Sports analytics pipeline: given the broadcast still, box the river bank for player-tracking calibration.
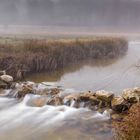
[0,37,128,80]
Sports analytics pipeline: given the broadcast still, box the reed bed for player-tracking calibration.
[0,37,128,79]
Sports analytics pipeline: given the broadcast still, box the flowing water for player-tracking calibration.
[0,41,140,140]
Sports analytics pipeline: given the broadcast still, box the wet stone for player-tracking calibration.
[16,85,34,98]
[28,96,47,107]
[122,87,140,103]
[47,96,63,106]
[111,96,130,112]
[50,88,60,95]
[0,75,13,84]
[96,90,114,103]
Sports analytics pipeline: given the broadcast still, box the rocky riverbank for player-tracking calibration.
[0,74,139,121]
[0,37,128,80]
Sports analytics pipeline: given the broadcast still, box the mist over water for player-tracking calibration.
[0,0,140,31]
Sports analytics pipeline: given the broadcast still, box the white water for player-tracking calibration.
[0,88,111,140]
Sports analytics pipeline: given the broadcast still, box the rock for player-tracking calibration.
[0,80,8,89]
[50,88,60,95]
[95,90,114,103]
[78,92,95,101]
[64,94,77,100]
[16,85,34,98]
[89,96,100,105]
[122,87,140,103]
[29,97,47,107]
[78,93,100,110]
[63,94,78,106]
[0,75,13,84]
[47,96,63,106]
[111,96,129,112]
[64,92,100,110]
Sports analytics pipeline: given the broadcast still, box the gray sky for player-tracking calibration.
[0,0,140,29]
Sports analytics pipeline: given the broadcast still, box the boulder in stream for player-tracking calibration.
[16,84,34,98]
[0,74,13,89]
[0,75,13,84]
[47,96,63,106]
[95,90,114,103]
[111,96,130,112]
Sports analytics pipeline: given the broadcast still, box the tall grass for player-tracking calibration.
[0,37,128,79]
[113,104,140,140]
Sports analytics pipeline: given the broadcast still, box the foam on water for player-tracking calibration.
[0,93,111,140]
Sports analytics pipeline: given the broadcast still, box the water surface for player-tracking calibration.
[28,41,140,94]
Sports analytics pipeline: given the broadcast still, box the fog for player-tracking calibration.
[0,0,140,31]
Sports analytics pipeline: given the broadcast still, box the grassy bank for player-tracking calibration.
[113,104,140,140]
[0,37,128,79]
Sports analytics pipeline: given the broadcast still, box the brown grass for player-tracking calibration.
[0,37,128,80]
[113,104,140,140]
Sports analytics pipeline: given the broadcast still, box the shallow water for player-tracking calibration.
[28,41,140,94]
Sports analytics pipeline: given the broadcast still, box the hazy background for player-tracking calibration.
[0,0,140,32]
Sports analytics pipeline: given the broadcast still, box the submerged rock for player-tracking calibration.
[28,96,47,107]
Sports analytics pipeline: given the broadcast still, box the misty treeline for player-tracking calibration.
[0,0,140,27]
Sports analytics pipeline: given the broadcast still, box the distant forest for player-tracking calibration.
[0,0,140,27]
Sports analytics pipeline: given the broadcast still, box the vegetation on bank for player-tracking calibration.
[0,37,128,79]
[113,104,140,140]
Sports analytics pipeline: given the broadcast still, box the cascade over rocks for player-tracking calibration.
[1,74,140,119]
